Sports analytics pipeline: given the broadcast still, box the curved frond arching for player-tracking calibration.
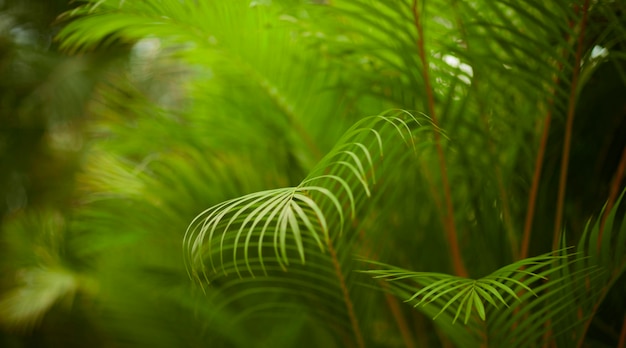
[363,252,569,325]
[362,250,602,347]
[183,110,437,283]
[361,187,626,347]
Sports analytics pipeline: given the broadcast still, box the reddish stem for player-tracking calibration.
[618,313,626,348]
[520,113,552,259]
[411,0,467,277]
[599,145,626,249]
[381,283,416,348]
[328,237,365,348]
[553,0,591,250]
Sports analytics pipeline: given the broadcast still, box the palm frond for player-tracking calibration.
[375,254,542,318]
[552,189,626,346]
[362,187,626,347]
[57,0,352,164]
[362,250,603,347]
[183,110,436,282]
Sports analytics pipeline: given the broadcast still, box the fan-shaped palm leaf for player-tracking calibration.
[183,110,436,283]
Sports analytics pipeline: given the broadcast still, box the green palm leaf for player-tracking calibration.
[184,110,436,283]
[362,250,603,347]
[363,252,567,324]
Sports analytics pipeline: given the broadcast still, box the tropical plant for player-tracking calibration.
[1,0,625,347]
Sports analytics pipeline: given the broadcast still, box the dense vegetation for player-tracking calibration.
[1,0,625,347]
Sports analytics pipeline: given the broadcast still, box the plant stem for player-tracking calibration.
[521,2,579,259]
[360,228,415,348]
[448,1,520,261]
[576,285,616,348]
[599,145,626,249]
[412,0,467,277]
[521,114,552,259]
[618,313,626,348]
[328,237,365,348]
[381,283,416,348]
[553,0,591,250]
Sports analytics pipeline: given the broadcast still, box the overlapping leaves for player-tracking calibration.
[183,111,436,283]
[364,252,572,324]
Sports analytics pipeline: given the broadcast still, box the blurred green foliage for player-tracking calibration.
[0,0,625,347]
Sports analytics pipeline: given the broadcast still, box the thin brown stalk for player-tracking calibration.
[520,4,579,259]
[381,282,416,348]
[434,327,455,348]
[541,318,554,348]
[553,0,591,250]
[359,227,416,348]
[449,1,517,260]
[618,313,626,348]
[413,312,430,347]
[599,145,626,249]
[520,114,552,259]
[574,260,626,346]
[327,237,365,348]
[411,0,467,277]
